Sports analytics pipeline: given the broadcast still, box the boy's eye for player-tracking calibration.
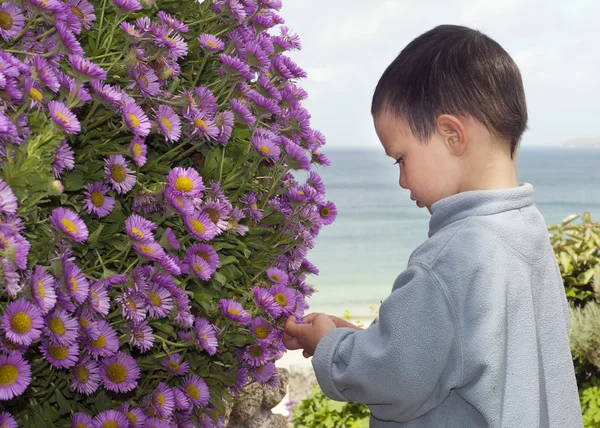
[393,157,404,165]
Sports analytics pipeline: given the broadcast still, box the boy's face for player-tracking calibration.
[374,112,461,214]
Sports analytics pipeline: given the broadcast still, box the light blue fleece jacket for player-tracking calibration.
[312,183,583,427]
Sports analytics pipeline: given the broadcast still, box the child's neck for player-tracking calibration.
[459,153,519,192]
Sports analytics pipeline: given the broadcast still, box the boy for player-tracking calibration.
[283,25,583,427]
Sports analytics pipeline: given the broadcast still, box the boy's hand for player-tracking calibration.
[283,313,336,357]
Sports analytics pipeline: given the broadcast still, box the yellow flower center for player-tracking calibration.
[255,326,268,339]
[136,74,149,88]
[91,191,105,207]
[148,291,162,306]
[76,366,90,383]
[10,312,32,334]
[102,422,118,428]
[196,252,210,263]
[160,116,172,131]
[91,289,99,302]
[275,293,287,306]
[79,315,89,327]
[70,5,84,18]
[194,118,208,130]
[320,207,331,217]
[206,40,217,48]
[110,164,126,183]
[29,87,43,102]
[139,244,154,256]
[168,361,180,371]
[193,264,204,274]
[205,208,219,224]
[70,276,78,293]
[48,344,68,360]
[127,113,139,127]
[130,227,144,239]
[0,11,13,31]
[107,362,127,383]
[49,317,66,335]
[186,384,200,400]
[132,142,142,157]
[36,280,46,299]
[270,274,280,282]
[75,423,87,428]
[55,111,70,125]
[252,203,258,210]
[60,218,78,234]
[189,219,205,234]
[156,393,165,408]
[0,364,18,387]
[124,412,137,426]
[227,307,240,316]
[250,346,263,357]
[2,337,18,350]
[92,334,106,349]
[259,145,271,155]
[174,176,193,192]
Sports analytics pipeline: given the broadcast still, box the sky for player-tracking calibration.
[278,0,600,149]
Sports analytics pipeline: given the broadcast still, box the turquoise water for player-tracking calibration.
[298,147,600,317]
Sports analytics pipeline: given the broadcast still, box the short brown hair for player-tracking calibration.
[371,25,528,158]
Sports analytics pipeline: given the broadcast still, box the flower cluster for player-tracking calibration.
[0,0,337,425]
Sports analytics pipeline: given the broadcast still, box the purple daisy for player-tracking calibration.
[155,104,182,142]
[184,211,218,241]
[252,286,279,316]
[185,109,219,140]
[50,207,88,242]
[48,100,81,134]
[230,98,256,126]
[89,281,110,316]
[162,353,189,375]
[163,227,180,249]
[215,110,234,145]
[105,154,136,194]
[194,317,218,355]
[112,0,142,11]
[71,355,100,395]
[243,41,270,71]
[1,298,43,346]
[186,243,219,269]
[219,53,254,80]
[150,382,175,419]
[188,255,213,281]
[173,387,191,411]
[181,375,210,408]
[145,283,173,319]
[283,139,311,170]
[154,30,188,59]
[246,90,281,119]
[250,361,277,384]
[120,21,143,39]
[83,181,115,218]
[125,320,154,352]
[318,200,337,225]
[311,147,331,166]
[198,33,224,53]
[68,55,106,81]
[0,179,17,215]
[157,11,188,32]
[33,55,60,92]
[40,338,79,368]
[252,135,280,160]
[163,186,194,215]
[219,298,251,324]
[116,290,146,323]
[30,265,57,315]
[56,21,84,56]
[265,267,289,286]
[202,199,230,234]
[45,308,78,346]
[68,0,96,30]
[63,258,90,304]
[92,410,130,428]
[122,102,151,137]
[0,354,31,400]
[129,67,160,97]
[242,343,271,367]
[167,167,204,198]
[269,284,296,316]
[119,403,147,428]
[86,320,119,358]
[124,213,157,242]
[71,412,93,428]
[90,80,122,104]
[129,136,147,167]
[307,171,325,194]
[133,241,166,262]
[250,317,274,343]
[0,3,25,42]
[100,351,140,393]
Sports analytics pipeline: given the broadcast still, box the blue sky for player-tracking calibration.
[279,0,600,149]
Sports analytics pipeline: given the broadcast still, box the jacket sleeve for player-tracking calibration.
[311,263,462,422]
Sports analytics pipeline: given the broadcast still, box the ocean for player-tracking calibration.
[297,146,600,318]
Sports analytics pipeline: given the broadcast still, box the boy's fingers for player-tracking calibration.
[303,350,312,358]
[284,316,305,336]
[302,313,320,323]
[282,333,302,350]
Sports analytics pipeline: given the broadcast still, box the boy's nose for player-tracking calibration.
[399,174,408,190]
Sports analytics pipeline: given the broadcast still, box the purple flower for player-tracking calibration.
[242,343,271,367]
[246,90,281,119]
[119,403,147,428]
[129,136,147,167]
[230,98,256,126]
[194,317,218,355]
[89,281,110,316]
[33,55,60,92]
[307,171,325,194]
[53,140,75,178]
[164,186,194,215]
[112,0,142,11]
[86,320,119,358]
[83,181,115,217]
[184,211,218,241]
[311,147,331,166]
[181,375,210,408]
[68,55,106,81]
[45,308,78,346]
[0,3,25,42]
[48,101,81,134]
[0,354,31,400]
[56,21,84,56]
[252,135,280,160]
[243,41,269,71]
[30,265,57,315]
[92,410,130,428]
[162,353,189,375]
[63,257,90,304]
[130,67,160,97]
[250,361,277,384]
[68,0,96,30]
[71,413,93,428]
[198,33,224,52]
[151,382,175,418]
[215,110,234,145]
[318,200,337,225]
[125,319,154,352]
[167,166,205,197]
[240,191,263,222]
[50,207,88,242]
[40,338,79,368]
[154,30,188,59]
[219,298,251,324]
[105,154,136,194]
[269,284,296,316]
[71,355,100,395]
[0,179,17,215]
[188,255,213,280]
[90,80,122,104]
[145,283,173,318]
[194,86,218,115]
[157,10,188,32]
[186,243,219,270]
[219,54,254,80]
[250,317,274,343]
[156,104,182,142]
[283,138,310,170]
[100,351,140,393]
[122,102,151,137]
[185,109,219,140]
[163,227,180,249]
[265,267,289,286]
[58,71,92,103]
[133,241,166,261]
[252,286,279,316]
[124,213,157,242]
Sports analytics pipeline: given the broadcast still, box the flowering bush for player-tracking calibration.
[0,0,337,425]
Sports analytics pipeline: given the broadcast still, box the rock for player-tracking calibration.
[229,381,264,423]
[263,368,289,409]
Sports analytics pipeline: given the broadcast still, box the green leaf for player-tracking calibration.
[55,389,71,415]
[88,223,105,245]
[194,292,213,304]
[577,268,597,285]
[220,255,238,266]
[213,271,226,285]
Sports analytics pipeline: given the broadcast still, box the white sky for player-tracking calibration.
[279,0,600,149]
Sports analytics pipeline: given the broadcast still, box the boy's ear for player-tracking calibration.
[436,114,468,156]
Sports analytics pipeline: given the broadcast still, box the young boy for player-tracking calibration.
[283,25,584,427]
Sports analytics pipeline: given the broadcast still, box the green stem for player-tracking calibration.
[217,144,226,182]
[192,54,209,87]
[145,138,192,170]
[9,13,37,45]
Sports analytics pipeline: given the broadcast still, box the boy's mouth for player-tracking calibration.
[411,196,425,208]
